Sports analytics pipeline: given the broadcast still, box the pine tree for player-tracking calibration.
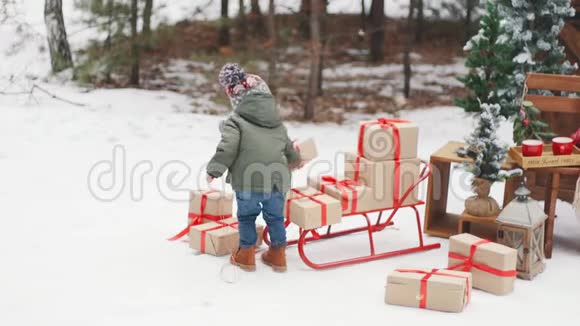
[497,0,576,100]
[462,103,512,182]
[513,100,557,144]
[456,1,516,118]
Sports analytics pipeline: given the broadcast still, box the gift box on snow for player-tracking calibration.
[448,233,517,295]
[189,217,264,256]
[294,138,318,163]
[344,152,421,207]
[357,119,418,161]
[189,190,233,225]
[385,268,472,313]
[308,175,384,214]
[286,187,342,230]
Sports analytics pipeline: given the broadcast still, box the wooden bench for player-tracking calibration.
[505,73,580,258]
[457,211,499,241]
[521,73,580,204]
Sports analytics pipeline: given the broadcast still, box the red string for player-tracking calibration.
[447,239,518,277]
[395,269,471,309]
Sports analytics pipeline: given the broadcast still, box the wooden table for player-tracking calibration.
[423,141,516,239]
[504,167,580,258]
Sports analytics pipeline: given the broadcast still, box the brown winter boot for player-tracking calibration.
[230,247,256,272]
[261,246,287,272]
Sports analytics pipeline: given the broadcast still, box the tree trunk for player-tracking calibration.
[249,0,264,36]
[317,7,326,96]
[304,0,322,121]
[104,0,114,83]
[142,0,153,48]
[465,0,475,43]
[267,0,277,94]
[238,0,247,43]
[404,0,415,98]
[415,0,424,42]
[299,0,310,39]
[129,0,139,85]
[369,0,385,62]
[360,0,367,36]
[44,0,73,73]
[219,0,230,47]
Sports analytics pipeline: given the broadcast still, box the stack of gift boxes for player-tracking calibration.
[385,233,518,313]
[169,138,318,256]
[286,119,422,231]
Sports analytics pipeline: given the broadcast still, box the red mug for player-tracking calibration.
[522,139,543,157]
[552,137,574,155]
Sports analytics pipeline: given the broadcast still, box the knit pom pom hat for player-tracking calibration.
[218,63,247,89]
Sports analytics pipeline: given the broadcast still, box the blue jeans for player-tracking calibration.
[236,191,287,249]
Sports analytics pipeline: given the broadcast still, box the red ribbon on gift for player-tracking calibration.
[168,190,232,241]
[198,219,239,254]
[447,239,518,278]
[319,176,360,213]
[395,269,471,309]
[286,188,328,226]
[356,118,408,206]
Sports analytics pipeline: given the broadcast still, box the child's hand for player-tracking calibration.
[206,175,215,184]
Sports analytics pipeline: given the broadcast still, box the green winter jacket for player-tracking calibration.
[207,93,301,193]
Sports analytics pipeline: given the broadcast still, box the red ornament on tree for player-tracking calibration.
[523,119,529,127]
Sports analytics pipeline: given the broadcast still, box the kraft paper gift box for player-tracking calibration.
[286,187,342,230]
[189,190,233,224]
[307,176,384,214]
[344,152,421,207]
[358,119,418,161]
[189,217,264,256]
[448,233,517,296]
[294,138,318,163]
[385,269,472,313]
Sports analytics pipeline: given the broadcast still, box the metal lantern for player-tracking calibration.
[497,182,548,280]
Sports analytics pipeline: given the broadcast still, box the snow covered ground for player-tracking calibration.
[1,1,579,325]
[1,84,580,326]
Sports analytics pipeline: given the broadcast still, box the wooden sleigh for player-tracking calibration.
[262,159,441,270]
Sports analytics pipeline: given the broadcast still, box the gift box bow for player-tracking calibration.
[168,190,232,241]
[447,239,518,278]
[395,268,471,309]
[319,176,361,212]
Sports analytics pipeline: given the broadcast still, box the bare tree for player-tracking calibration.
[219,0,230,46]
[238,0,247,42]
[44,0,73,73]
[249,0,264,35]
[129,0,139,85]
[464,0,476,43]
[404,0,416,98]
[267,0,277,94]
[369,0,385,62]
[304,0,322,120]
[415,0,424,42]
[142,0,153,48]
[360,0,367,36]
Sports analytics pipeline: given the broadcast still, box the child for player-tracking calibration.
[206,63,302,272]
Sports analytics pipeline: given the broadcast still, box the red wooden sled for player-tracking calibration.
[262,159,440,269]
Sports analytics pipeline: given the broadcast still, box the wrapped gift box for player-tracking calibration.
[189,217,264,256]
[386,268,472,313]
[307,176,384,214]
[294,138,318,163]
[358,119,418,161]
[448,233,517,295]
[286,187,342,230]
[189,190,233,224]
[344,152,421,207]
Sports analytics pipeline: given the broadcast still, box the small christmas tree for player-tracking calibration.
[513,100,557,145]
[463,103,509,182]
[456,1,517,118]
